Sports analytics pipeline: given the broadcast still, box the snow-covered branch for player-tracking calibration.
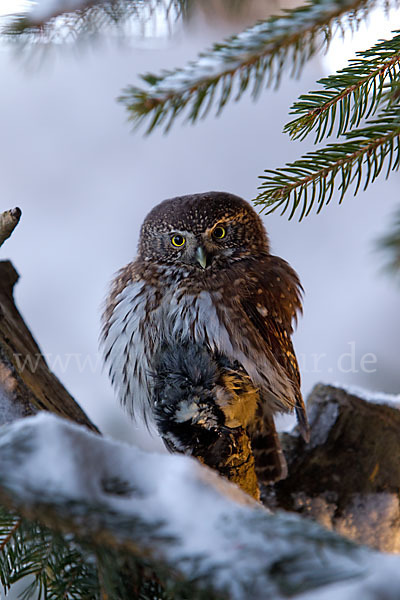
[3,0,184,43]
[0,412,381,600]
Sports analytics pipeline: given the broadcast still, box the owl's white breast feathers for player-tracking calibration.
[167,291,234,354]
[102,281,150,419]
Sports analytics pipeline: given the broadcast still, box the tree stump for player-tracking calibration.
[268,384,400,552]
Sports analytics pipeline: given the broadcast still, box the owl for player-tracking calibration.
[102,192,309,495]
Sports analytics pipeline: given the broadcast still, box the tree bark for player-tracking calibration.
[0,208,21,248]
[0,260,99,432]
[268,384,400,552]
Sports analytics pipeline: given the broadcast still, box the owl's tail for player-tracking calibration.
[250,415,288,484]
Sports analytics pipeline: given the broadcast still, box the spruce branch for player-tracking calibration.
[256,106,400,219]
[0,506,100,599]
[3,0,186,44]
[285,30,400,142]
[119,0,385,133]
[0,514,20,552]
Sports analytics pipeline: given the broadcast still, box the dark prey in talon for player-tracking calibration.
[102,191,309,500]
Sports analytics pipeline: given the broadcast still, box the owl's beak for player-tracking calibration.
[195,246,208,269]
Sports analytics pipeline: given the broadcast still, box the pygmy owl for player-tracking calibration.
[102,192,309,495]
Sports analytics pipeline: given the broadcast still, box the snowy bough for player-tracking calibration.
[0,413,367,599]
[1,409,400,599]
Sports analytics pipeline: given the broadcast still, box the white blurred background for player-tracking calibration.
[0,0,399,450]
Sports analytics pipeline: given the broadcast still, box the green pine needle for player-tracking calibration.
[0,504,217,600]
[0,506,99,599]
[3,0,186,44]
[285,30,400,143]
[256,106,400,220]
[119,0,383,133]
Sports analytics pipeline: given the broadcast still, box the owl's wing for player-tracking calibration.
[240,256,310,443]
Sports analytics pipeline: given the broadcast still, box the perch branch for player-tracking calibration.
[0,208,21,248]
[0,260,99,431]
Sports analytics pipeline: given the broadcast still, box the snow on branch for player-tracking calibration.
[0,412,400,599]
[0,413,368,599]
[119,0,384,133]
[3,0,185,43]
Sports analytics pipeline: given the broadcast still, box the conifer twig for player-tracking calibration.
[119,0,382,133]
[256,106,400,219]
[285,31,400,142]
[3,0,185,44]
[0,517,21,552]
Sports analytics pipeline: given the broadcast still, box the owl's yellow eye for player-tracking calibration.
[171,234,186,247]
[213,226,226,240]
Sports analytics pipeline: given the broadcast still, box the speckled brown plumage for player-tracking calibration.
[101,191,309,496]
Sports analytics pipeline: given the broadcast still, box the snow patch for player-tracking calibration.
[307,398,339,449]
[0,413,372,599]
[334,383,400,409]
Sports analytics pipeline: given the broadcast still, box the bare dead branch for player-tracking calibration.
[0,208,21,248]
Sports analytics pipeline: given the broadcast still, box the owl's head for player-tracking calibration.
[138,192,269,269]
